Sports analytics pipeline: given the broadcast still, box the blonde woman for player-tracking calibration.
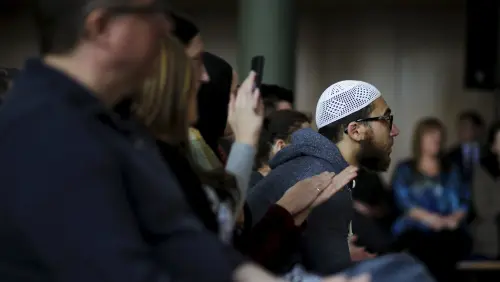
[134,34,263,242]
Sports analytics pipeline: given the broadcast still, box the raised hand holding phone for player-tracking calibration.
[250,56,265,91]
[227,71,264,147]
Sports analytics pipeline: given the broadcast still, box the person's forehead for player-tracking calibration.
[186,35,203,58]
[276,101,292,110]
[370,97,389,116]
[425,128,442,135]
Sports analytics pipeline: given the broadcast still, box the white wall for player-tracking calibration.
[1,6,498,181]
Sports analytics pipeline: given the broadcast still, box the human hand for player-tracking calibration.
[423,214,447,231]
[227,71,263,147]
[323,274,371,282]
[310,166,358,209]
[276,172,335,219]
[442,216,459,230]
[348,235,377,261]
[280,167,357,226]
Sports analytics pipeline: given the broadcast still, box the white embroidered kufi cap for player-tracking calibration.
[315,80,381,129]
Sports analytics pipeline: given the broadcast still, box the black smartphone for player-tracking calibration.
[250,56,265,90]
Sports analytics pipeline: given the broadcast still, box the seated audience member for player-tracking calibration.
[171,12,209,82]
[195,52,234,158]
[0,1,258,281]
[471,121,500,260]
[260,84,294,116]
[186,53,237,170]
[171,14,231,161]
[447,111,485,184]
[392,117,471,281]
[351,169,394,254]
[195,52,237,164]
[447,111,485,222]
[251,110,311,188]
[134,36,257,241]
[247,80,399,275]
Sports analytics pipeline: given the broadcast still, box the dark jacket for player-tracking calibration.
[246,128,354,275]
[447,145,476,184]
[234,204,305,273]
[0,59,244,282]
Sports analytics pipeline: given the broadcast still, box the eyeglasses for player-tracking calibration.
[344,115,394,134]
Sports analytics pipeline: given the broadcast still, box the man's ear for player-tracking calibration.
[345,122,364,142]
[83,9,111,46]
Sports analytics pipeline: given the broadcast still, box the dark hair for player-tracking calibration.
[255,110,310,169]
[318,104,373,143]
[260,84,294,102]
[195,52,233,155]
[260,84,294,117]
[412,117,446,160]
[170,13,200,45]
[459,110,484,127]
[410,117,452,173]
[263,95,279,117]
[34,0,91,54]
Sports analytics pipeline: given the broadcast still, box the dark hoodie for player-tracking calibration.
[195,52,232,158]
[246,128,354,275]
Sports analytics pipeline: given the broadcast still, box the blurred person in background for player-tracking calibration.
[392,117,471,282]
[170,14,234,164]
[260,84,294,116]
[195,52,236,163]
[170,12,209,82]
[470,121,500,260]
[447,110,485,222]
[170,14,233,163]
[0,0,219,281]
[247,80,399,275]
[251,109,311,188]
[448,111,485,182]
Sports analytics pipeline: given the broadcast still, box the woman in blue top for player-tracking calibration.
[391,117,471,282]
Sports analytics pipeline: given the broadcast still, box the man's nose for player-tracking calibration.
[391,124,400,137]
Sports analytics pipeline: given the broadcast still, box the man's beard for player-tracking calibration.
[356,138,391,172]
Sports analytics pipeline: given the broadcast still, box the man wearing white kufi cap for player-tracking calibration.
[247,80,399,275]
